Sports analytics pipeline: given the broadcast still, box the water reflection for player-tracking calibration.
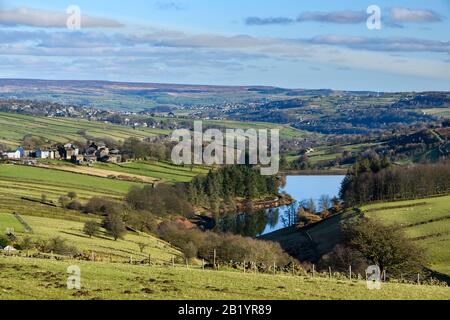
[218,208,280,238]
[218,175,345,237]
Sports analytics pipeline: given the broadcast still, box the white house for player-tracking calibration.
[36,149,54,159]
[6,150,21,159]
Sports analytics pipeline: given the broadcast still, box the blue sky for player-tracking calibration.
[0,0,449,91]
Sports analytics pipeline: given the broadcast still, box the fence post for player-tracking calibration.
[312,264,315,278]
[292,263,295,276]
[243,260,246,274]
[349,265,352,279]
[273,262,276,276]
[213,249,216,270]
[329,266,332,278]
[417,273,420,285]
[130,255,133,264]
[172,256,175,268]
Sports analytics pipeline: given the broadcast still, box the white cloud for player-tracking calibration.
[389,7,442,23]
[0,7,124,28]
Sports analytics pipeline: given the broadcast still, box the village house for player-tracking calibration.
[59,143,79,160]
[83,142,122,164]
[71,154,85,165]
[35,149,55,159]
[5,150,21,159]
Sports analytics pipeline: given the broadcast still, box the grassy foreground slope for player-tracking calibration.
[0,112,169,148]
[1,256,449,300]
[362,195,450,276]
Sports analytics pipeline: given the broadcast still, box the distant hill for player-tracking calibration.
[0,78,380,111]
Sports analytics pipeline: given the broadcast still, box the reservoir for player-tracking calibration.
[219,175,345,237]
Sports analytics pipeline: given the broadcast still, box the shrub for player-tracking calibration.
[126,184,193,217]
[180,241,198,260]
[83,220,100,238]
[58,195,70,208]
[67,191,77,200]
[137,242,147,253]
[66,200,83,211]
[17,236,35,250]
[103,212,126,240]
[38,237,78,256]
[84,197,122,215]
[318,244,368,275]
[343,218,426,278]
[0,235,10,248]
[157,221,291,267]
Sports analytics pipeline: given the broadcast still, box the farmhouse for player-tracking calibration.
[59,143,79,160]
[82,142,122,164]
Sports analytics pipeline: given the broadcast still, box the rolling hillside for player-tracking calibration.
[0,112,169,148]
[262,195,450,277]
[362,195,450,277]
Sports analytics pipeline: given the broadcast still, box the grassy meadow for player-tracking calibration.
[1,255,449,300]
[0,211,179,262]
[0,164,145,201]
[362,195,450,276]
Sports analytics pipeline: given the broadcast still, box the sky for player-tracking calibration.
[0,0,449,91]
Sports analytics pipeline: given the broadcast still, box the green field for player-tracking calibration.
[362,195,450,276]
[1,255,448,300]
[0,198,181,262]
[0,164,145,201]
[0,213,24,233]
[0,112,169,148]
[95,161,209,183]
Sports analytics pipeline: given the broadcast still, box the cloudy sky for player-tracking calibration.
[0,0,449,91]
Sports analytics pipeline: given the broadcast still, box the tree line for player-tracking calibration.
[340,157,450,206]
[186,165,281,213]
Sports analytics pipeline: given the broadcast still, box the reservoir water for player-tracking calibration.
[219,175,345,237]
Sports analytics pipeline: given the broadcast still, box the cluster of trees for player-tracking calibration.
[121,137,172,161]
[1,232,78,256]
[187,165,281,213]
[340,159,450,206]
[157,220,291,265]
[126,184,193,217]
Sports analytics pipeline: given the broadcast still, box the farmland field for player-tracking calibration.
[362,195,450,276]
[0,213,24,233]
[95,161,209,183]
[0,112,169,148]
[0,255,448,300]
[0,164,144,201]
